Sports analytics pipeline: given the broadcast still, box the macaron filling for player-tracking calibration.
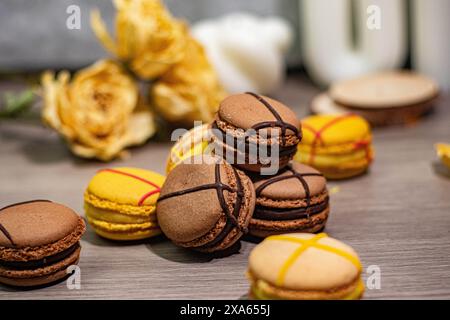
[250,276,364,300]
[254,197,329,221]
[211,121,298,161]
[0,243,80,270]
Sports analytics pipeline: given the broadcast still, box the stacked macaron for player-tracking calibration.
[295,114,374,179]
[161,92,365,298]
[0,200,85,287]
[159,92,330,253]
[211,93,302,172]
[157,155,255,254]
[248,162,329,237]
[84,167,165,241]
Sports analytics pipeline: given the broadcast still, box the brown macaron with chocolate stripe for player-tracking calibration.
[212,93,301,173]
[156,155,255,254]
[248,162,329,238]
[0,200,86,287]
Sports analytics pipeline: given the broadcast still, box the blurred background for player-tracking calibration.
[0,0,449,162]
[0,0,448,90]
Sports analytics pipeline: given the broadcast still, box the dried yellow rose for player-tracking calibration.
[91,0,187,80]
[151,37,227,124]
[41,59,155,161]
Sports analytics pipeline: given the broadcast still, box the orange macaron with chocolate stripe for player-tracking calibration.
[84,167,165,241]
[295,114,374,179]
[247,233,364,300]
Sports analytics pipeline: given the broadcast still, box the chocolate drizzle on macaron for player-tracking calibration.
[248,162,330,237]
[212,93,301,172]
[0,201,86,287]
[157,156,255,253]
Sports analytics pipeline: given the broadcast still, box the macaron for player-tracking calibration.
[84,167,165,241]
[211,92,302,173]
[435,143,450,169]
[0,200,86,287]
[295,114,374,179]
[248,162,329,237]
[247,233,364,300]
[312,71,439,126]
[157,155,255,253]
[166,123,212,174]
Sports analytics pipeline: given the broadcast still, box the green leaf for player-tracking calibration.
[0,90,35,118]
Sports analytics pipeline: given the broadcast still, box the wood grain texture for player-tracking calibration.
[1,75,450,299]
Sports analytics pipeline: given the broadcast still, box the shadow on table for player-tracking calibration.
[145,238,213,264]
[0,122,70,164]
[432,161,450,179]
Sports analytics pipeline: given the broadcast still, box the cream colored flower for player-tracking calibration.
[41,60,155,161]
[91,0,187,79]
[151,37,227,124]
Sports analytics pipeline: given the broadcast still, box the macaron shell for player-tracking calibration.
[88,224,161,241]
[249,206,329,237]
[218,93,299,134]
[0,201,80,248]
[330,71,439,108]
[301,114,370,146]
[249,275,364,300]
[166,124,212,174]
[84,203,156,225]
[249,233,361,291]
[86,167,165,207]
[157,161,230,243]
[296,146,373,168]
[0,248,80,287]
[0,217,86,262]
[253,163,326,200]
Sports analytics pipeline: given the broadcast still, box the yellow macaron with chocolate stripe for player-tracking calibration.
[166,124,212,174]
[436,143,450,169]
[247,233,364,300]
[295,114,374,179]
[84,167,165,241]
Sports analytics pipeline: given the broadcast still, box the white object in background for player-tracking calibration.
[412,0,450,92]
[300,0,407,86]
[192,13,293,94]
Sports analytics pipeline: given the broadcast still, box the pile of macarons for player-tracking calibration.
[0,93,371,299]
[157,93,369,299]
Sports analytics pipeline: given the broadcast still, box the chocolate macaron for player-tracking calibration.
[212,93,301,173]
[157,155,255,253]
[248,162,329,237]
[0,200,86,287]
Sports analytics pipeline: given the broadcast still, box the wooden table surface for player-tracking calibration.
[1,75,450,300]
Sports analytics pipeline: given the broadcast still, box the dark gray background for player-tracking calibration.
[0,0,300,71]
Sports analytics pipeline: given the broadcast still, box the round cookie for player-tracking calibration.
[211,93,301,173]
[295,114,374,179]
[157,155,255,253]
[0,200,86,287]
[324,71,439,126]
[247,233,364,300]
[166,124,213,174]
[84,167,165,241]
[248,162,329,237]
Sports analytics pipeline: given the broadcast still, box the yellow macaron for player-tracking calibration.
[295,114,374,179]
[84,167,165,241]
[247,233,364,300]
[436,143,450,169]
[166,124,212,174]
